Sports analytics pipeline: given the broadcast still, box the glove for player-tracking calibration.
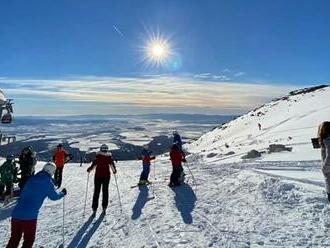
[87,167,92,173]
[113,168,117,174]
[182,158,187,163]
[61,188,67,196]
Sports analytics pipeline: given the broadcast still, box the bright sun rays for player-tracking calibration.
[140,29,174,69]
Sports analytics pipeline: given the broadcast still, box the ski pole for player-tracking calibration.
[185,161,197,189]
[62,197,65,247]
[113,174,123,213]
[83,173,90,217]
[153,159,156,181]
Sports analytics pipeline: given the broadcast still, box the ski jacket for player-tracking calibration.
[170,148,184,167]
[89,152,116,177]
[18,153,37,177]
[12,170,64,220]
[321,137,330,175]
[53,148,69,168]
[139,149,155,166]
[0,161,17,185]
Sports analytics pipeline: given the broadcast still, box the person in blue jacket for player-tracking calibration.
[6,162,67,248]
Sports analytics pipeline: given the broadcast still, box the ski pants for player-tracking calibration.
[92,176,110,211]
[6,218,37,248]
[0,182,12,196]
[139,163,150,181]
[54,167,64,188]
[170,165,182,185]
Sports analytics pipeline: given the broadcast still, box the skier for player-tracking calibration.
[258,123,262,130]
[87,144,117,215]
[52,144,70,188]
[17,146,37,190]
[169,144,185,187]
[318,121,330,202]
[138,145,155,185]
[6,162,66,248]
[173,130,183,151]
[0,155,17,204]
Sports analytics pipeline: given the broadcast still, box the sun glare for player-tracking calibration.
[140,30,173,69]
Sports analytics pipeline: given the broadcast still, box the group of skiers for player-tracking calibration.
[2,130,187,247]
[0,146,37,204]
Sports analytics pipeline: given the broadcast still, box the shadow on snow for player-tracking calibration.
[131,185,154,220]
[67,213,105,248]
[171,183,197,224]
[0,202,16,221]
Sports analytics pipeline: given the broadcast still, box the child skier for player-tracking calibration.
[169,144,185,187]
[6,162,66,248]
[138,145,155,185]
[87,144,117,215]
[53,144,70,188]
[0,155,17,204]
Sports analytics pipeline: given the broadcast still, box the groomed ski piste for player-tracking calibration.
[1,85,330,247]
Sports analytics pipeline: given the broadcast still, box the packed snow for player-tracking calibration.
[187,86,330,163]
[1,86,330,247]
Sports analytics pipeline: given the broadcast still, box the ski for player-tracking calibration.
[130,182,153,188]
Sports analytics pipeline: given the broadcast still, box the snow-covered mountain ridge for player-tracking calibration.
[187,85,330,163]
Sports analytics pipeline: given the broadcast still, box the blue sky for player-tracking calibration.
[0,0,329,115]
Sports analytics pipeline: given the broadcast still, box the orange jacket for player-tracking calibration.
[53,148,68,168]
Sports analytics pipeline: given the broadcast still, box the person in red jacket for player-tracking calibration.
[169,144,185,187]
[87,144,117,215]
[53,144,69,188]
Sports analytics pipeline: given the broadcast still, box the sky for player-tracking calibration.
[0,0,329,116]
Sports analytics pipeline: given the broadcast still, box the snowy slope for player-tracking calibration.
[187,85,330,163]
[1,157,330,247]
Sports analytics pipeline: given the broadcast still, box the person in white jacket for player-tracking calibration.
[318,121,330,202]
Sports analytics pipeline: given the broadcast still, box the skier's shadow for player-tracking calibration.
[67,213,105,248]
[0,203,16,221]
[131,185,154,220]
[171,183,197,224]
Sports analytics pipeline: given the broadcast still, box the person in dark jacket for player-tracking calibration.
[18,146,37,190]
[87,144,117,215]
[169,144,185,187]
[0,155,17,204]
[6,162,66,248]
[138,145,155,185]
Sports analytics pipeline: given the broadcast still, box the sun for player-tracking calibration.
[145,38,171,67]
[140,29,173,69]
[150,42,167,58]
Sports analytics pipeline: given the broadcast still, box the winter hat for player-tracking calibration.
[43,162,56,176]
[142,144,149,150]
[100,144,109,152]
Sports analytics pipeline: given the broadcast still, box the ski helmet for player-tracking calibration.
[100,144,109,152]
[57,144,62,148]
[43,162,56,176]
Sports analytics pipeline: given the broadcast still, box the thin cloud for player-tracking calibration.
[234,72,246,77]
[1,76,298,115]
